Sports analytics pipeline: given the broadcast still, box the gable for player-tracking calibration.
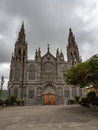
[42,52,56,64]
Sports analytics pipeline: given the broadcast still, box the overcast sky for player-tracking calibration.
[0,0,98,89]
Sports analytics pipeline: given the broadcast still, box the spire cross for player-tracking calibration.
[22,21,24,26]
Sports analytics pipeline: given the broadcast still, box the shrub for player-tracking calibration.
[87,91,97,105]
[9,95,17,105]
[88,96,98,106]
[94,97,98,106]
[4,98,11,106]
[68,98,75,104]
[0,99,4,105]
[81,96,98,107]
[15,98,21,105]
[87,91,96,99]
[74,96,80,104]
[80,97,90,107]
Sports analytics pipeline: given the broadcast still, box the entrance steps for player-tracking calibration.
[24,99,35,106]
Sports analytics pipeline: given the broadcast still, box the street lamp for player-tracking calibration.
[0,76,4,99]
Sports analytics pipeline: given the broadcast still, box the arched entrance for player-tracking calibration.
[42,83,57,105]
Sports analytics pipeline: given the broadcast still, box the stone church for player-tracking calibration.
[8,23,85,105]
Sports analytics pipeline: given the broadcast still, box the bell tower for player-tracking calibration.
[9,22,28,83]
[13,22,28,62]
[67,28,81,66]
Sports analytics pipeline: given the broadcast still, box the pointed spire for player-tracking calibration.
[11,53,14,63]
[35,49,38,57]
[69,28,72,33]
[39,47,41,55]
[47,44,50,52]
[17,22,26,43]
[35,49,38,60]
[57,48,59,53]
[38,47,41,57]
[67,28,81,66]
[60,51,64,61]
[68,28,75,44]
[60,51,64,57]
[56,48,59,55]
[56,48,59,59]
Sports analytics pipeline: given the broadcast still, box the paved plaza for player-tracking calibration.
[0,105,98,130]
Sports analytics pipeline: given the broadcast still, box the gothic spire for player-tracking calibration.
[17,22,26,43]
[47,44,50,52]
[56,48,59,59]
[68,28,76,45]
[60,51,64,61]
[67,28,81,66]
[38,47,41,56]
[56,48,59,55]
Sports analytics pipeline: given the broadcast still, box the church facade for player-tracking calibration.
[8,23,85,105]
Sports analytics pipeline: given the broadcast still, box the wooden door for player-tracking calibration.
[50,94,55,105]
[44,94,48,105]
[44,94,55,105]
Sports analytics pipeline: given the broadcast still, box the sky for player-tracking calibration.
[0,0,98,89]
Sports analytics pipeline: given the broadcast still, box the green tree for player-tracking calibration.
[85,55,98,89]
[65,55,98,89]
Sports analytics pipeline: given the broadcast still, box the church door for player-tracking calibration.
[50,94,55,105]
[44,94,55,105]
[44,94,49,105]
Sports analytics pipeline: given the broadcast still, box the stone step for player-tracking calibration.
[24,99,35,106]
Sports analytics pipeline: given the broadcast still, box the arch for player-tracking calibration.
[58,87,62,96]
[42,83,57,105]
[14,65,20,81]
[28,64,36,80]
[29,87,34,99]
[79,88,83,97]
[42,83,57,95]
[14,87,18,97]
[23,87,26,98]
[37,87,41,96]
[64,88,69,98]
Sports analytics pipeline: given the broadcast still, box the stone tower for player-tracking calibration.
[9,22,28,98]
[14,22,28,62]
[67,28,81,66]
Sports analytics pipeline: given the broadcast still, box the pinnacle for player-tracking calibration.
[17,22,26,43]
[68,28,76,45]
[69,28,72,32]
[21,21,25,32]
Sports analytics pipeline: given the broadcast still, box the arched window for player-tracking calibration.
[14,65,20,81]
[72,87,76,97]
[65,89,69,98]
[79,88,83,97]
[18,50,21,57]
[58,87,62,96]
[37,87,41,95]
[23,87,26,98]
[14,87,18,97]
[29,87,34,99]
[28,65,35,80]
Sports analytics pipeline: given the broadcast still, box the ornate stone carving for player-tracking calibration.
[44,62,54,73]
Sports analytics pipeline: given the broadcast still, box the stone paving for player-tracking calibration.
[0,105,98,130]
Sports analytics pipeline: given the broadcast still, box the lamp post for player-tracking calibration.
[0,76,4,99]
